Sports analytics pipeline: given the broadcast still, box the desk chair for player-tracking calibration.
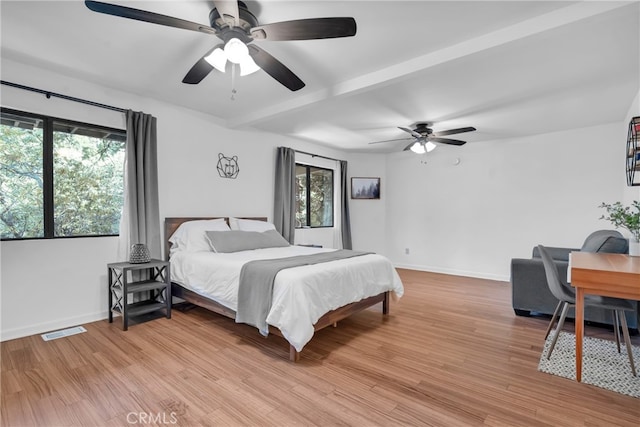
[538,245,636,376]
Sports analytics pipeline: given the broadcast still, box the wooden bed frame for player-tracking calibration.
[164,216,390,362]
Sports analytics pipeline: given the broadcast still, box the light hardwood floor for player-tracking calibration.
[2,269,639,426]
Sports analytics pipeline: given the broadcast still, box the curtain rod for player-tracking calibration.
[1,80,127,113]
[294,149,344,163]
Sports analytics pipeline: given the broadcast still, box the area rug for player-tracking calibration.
[538,331,640,398]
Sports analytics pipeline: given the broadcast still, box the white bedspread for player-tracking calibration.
[170,246,404,352]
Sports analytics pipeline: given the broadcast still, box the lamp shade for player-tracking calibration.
[224,38,249,64]
[239,55,260,76]
[205,47,227,73]
[425,141,437,152]
[410,142,426,154]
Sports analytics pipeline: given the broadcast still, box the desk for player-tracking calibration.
[570,252,640,382]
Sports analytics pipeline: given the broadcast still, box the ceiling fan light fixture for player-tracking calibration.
[370,123,474,152]
[204,47,227,73]
[224,38,249,64]
[410,142,426,154]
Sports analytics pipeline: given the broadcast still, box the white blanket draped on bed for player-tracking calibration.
[170,246,404,352]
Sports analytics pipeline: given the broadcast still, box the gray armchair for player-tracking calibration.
[511,230,638,330]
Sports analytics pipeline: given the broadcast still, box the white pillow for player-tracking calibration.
[169,219,230,253]
[229,217,276,232]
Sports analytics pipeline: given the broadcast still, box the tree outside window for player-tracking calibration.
[295,164,333,228]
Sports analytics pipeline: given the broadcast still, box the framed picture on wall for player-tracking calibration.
[351,177,380,199]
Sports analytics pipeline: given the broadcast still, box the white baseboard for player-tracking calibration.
[1,311,109,342]
[393,262,510,283]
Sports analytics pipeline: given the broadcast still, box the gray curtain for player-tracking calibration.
[274,147,296,243]
[340,160,352,249]
[118,110,161,261]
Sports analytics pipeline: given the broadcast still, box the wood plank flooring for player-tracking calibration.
[2,269,639,426]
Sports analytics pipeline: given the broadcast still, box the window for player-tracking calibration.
[295,163,334,228]
[0,108,126,240]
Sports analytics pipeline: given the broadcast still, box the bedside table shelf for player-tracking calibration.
[112,300,167,317]
[125,280,170,293]
[108,259,171,331]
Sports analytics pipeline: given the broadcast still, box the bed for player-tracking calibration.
[165,216,404,361]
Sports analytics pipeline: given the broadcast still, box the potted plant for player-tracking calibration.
[599,200,640,255]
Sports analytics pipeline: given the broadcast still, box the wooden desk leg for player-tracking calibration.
[576,288,584,382]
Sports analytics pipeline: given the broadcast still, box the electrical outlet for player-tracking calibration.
[405,248,410,255]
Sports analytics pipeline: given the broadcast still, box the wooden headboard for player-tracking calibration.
[164,217,268,260]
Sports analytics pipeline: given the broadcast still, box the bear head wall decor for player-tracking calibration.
[217,153,239,179]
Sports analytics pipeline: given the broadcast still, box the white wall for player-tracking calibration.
[385,123,627,281]
[346,154,387,254]
[0,237,118,340]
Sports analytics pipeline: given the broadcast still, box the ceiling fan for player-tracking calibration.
[369,123,476,154]
[84,1,357,91]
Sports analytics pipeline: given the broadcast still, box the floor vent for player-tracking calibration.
[41,326,87,341]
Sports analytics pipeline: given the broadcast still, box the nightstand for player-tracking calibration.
[107,259,171,331]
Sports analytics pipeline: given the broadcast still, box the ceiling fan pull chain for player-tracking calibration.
[231,63,237,100]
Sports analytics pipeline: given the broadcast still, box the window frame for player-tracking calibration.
[295,163,334,229]
[0,107,126,241]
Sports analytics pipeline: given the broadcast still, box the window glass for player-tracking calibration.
[53,122,125,237]
[0,112,44,238]
[0,109,125,240]
[309,167,333,227]
[295,164,333,228]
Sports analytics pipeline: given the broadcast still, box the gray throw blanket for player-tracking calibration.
[236,249,372,335]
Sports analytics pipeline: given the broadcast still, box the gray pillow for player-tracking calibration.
[205,230,290,253]
[596,236,629,254]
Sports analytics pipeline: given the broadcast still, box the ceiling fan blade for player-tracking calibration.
[432,126,476,137]
[212,0,240,26]
[250,17,356,41]
[182,46,221,84]
[368,137,413,145]
[84,1,217,35]
[429,137,467,146]
[248,45,305,91]
[398,126,423,139]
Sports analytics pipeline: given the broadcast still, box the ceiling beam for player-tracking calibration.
[228,1,633,129]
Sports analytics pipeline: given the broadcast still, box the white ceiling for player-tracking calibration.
[1,1,639,153]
